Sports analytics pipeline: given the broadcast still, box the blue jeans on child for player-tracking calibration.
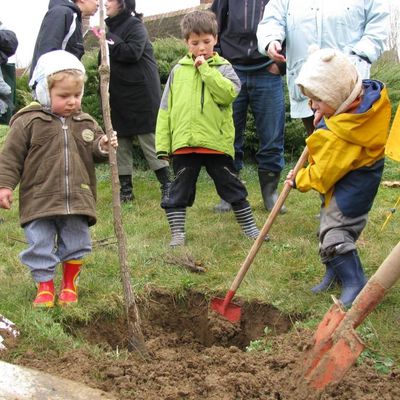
[232,68,285,173]
[20,215,92,282]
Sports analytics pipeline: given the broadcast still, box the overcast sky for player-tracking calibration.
[2,0,199,67]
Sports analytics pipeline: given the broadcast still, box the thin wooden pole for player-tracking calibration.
[97,0,148,357]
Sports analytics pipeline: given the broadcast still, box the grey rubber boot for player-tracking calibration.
[119,175,134,202]
[330,250,368,307]
[232,205,269,241]
[258,170,287,213]
[165,208,186,247]
[213,198,232,213]
[154,167,172,203]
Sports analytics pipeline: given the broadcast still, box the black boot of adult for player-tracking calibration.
[119,175,134,202]
[330,250,368,307]
[155,167,172,203]
[258,170,287,213]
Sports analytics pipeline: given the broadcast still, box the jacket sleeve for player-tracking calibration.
[295,133,361,194]
[91,120,109,163]
[198,62,240,106]
[106,19,147,63]
[33,9,75,59]
[210,0,228,55]
[0,28,18,63]
[155,71,174,158]
[0,118,31,190]
[350,0,390,63]
[256,0,287,56]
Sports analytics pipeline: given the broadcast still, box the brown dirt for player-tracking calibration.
[5,289,400,399]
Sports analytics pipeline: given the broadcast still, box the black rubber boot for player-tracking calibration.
[258,170,287,213]
[155,167,172,203]
[119,175,134,203]
[165,208,186,247]
[311,264,337,293]
[330,250,368,307]
[213,198,232,213]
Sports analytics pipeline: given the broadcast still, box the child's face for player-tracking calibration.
[50,76,83,117]
[308,97,336,118]
[186,32,217,60]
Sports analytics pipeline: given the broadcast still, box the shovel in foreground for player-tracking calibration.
[304,241,400,391]
[210,147,310,323]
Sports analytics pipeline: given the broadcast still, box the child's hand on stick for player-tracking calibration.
[100,131,118,152]
[285,169,295,187]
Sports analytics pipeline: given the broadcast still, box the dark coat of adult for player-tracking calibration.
[105,10,161,137]
[0,24,18,64]
[211,0,285,73]
[30,0,84,79]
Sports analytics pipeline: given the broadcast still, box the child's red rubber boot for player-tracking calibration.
[33,280,55,308]
[58,260,82,306]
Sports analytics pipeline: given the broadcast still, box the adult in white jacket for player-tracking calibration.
[256,0,390,133]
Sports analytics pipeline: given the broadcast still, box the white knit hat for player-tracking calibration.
[29,50,85,109]
[296,47,363,115]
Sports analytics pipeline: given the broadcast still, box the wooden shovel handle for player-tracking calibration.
[343,241,400,330]
[229,146,310,292]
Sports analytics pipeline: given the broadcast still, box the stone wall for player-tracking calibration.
[144,3,212,41]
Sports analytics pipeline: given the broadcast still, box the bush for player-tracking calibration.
[81,51,103,125]
[152,37,187,84]
[15,73,32,112]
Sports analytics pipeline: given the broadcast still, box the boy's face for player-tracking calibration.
[77,0,99,17]
[309,97,336,118]
[186,32,217,60]
[50,76,83,117]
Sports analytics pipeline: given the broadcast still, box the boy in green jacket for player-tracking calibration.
[156,10,263,247]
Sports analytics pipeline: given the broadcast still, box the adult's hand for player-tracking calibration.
[267,41,286,63]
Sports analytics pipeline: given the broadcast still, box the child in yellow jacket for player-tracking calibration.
[286,48,391,307]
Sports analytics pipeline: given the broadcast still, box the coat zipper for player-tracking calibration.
[201,82,205,113]
[244,0,248,31]
[61,117,71,214]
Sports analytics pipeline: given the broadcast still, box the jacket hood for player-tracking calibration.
[179,52,230,67]
[324,80,391,149]
[48,0,80,12]
[9,103,44,126]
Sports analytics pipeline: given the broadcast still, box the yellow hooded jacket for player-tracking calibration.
[295,80,391,209]
[385,105,400,162]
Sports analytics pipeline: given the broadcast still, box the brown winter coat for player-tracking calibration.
[0,103,108,226]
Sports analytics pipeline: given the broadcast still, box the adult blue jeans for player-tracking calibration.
[233,68,285,173]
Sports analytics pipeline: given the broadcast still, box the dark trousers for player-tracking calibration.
[162,153,249,209]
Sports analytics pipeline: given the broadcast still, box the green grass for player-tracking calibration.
[0,124,399,369]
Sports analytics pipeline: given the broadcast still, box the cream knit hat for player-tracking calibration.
[296,47,363,115]
[29,50,85,109]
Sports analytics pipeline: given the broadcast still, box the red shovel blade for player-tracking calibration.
[210,294,241,323]
[304,300,346,377]
[306,327,365,390]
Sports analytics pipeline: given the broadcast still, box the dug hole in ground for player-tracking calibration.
[2,288,399,400]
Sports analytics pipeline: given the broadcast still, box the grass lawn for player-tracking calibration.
[0,123,399,372]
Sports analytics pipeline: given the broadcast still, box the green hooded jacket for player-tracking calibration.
[156,52,241,159]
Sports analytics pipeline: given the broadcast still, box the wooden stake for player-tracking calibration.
[97,0,148,358]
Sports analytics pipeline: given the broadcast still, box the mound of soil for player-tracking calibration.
[8,290,400,399]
